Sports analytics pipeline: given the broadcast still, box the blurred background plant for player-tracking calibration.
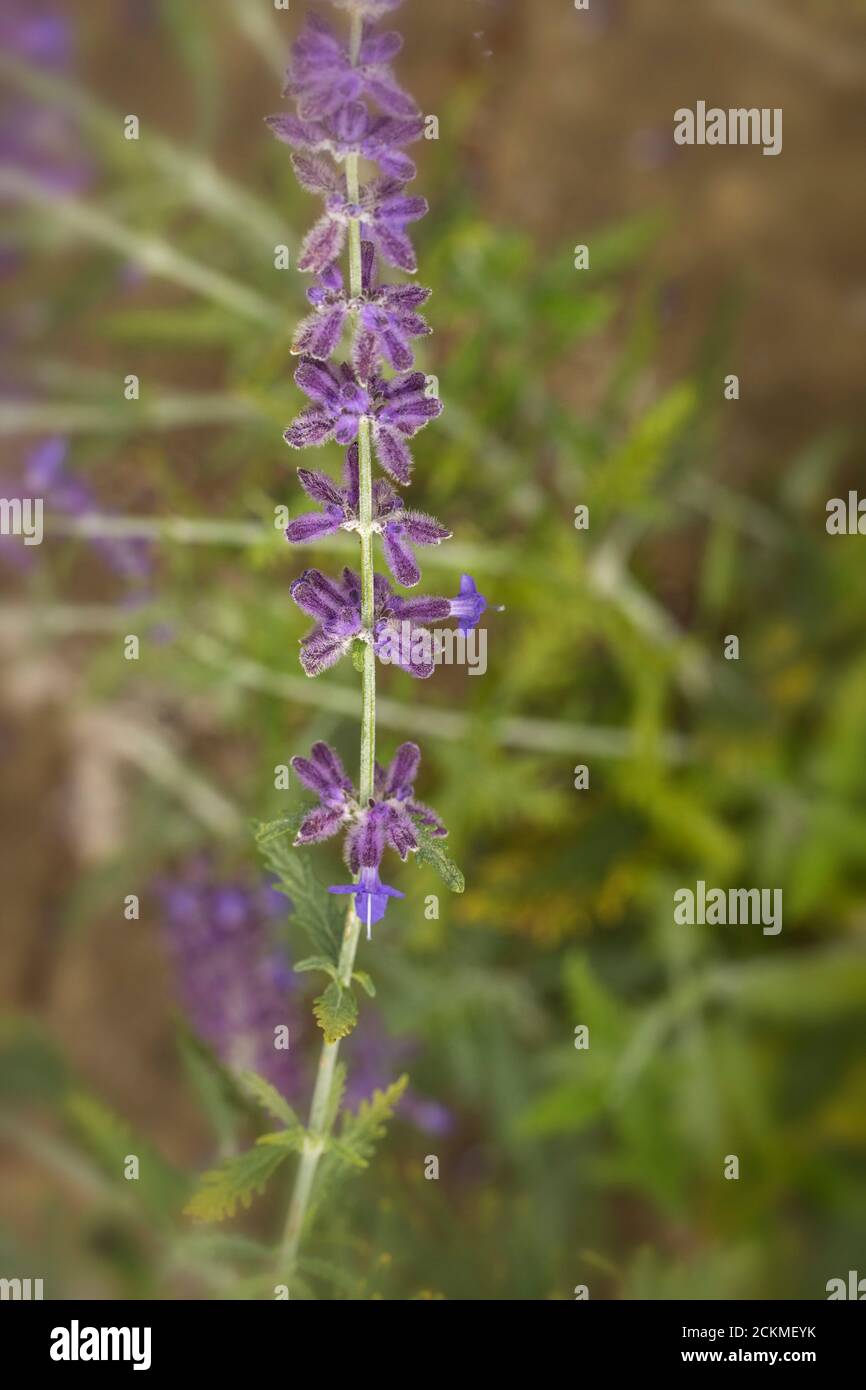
[1,0,865,1300]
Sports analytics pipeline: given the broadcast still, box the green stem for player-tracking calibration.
[280,9,375,1280]
[280,903,362,1272]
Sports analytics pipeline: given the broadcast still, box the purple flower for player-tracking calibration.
[290,564,450,677]
[291,738,447,929]
[157,860,297,1097]
[448,573,501,633]
[284,357,441,484]
[0,2,70,66]
[282,13,417,125]
[290,739,356,844]
[32,437,153,582]
[0,2,91,198]
[329,866,404,930]
[1,436,153,584]
[293,738,445,852]
[285,444,450,587]
[292,240,431,373]
[291,157,428,275]
[267,104,424,182]
[344,1013,454,1135]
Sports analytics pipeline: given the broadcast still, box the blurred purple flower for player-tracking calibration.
[0,1,91,199]
[346,1014,454,1135]
[18,436,154,584]
[267,104,423,183]
[0,0,71,67]
[157,860,297,1097]
[282,12,417,125]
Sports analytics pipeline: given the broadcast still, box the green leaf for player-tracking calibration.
[239,1071,300,1130]
[0,1017,67,1105]
[307,1077,409,1231]
[410,817,465,893]
[254,812,304,846]
[352,970,376,998]
[327,1138,368,1169]
[256,1129,306,1151]
[351,639,366,674]
[336,1075,409,1170]
[313,982,358,1045]
[184,1140,290,1222]
[256,831,342,965]
[294,955,339,982]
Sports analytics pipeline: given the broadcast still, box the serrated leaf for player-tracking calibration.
[256,1129,306,1151]
[184,1140,290,1222]
[254,812,304,846]
[352,970,376,998]
[256,833,342,965]
[336,1075,409,1170]
[410,817,465,893]
[327,1138,367,1169]
[239,1071,300,1129]
[313,982,358,1044]
[309,1076,410,1226]
[294,955,339,982]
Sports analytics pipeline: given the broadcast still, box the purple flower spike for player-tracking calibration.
[293,172,428,277]
[156,859,297,1096]
[269,0,458,942]
[292,740,355,844]
[448,573,502,633]
[291,565,451,678]
[292,242,431,373]
[267,107,424,183]
[360,176,428,273]
[291,736,446,930]
[380,509,449,586]
[329,867,405,934]
[285,359,442,485]
[355,239,432,371]
[285,445,450,587]
[283,14,417,124]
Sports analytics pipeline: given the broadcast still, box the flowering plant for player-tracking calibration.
[185,0,495,1280]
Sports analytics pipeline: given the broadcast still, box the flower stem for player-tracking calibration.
[280,902,362,1274]
[280,9,375,1281]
